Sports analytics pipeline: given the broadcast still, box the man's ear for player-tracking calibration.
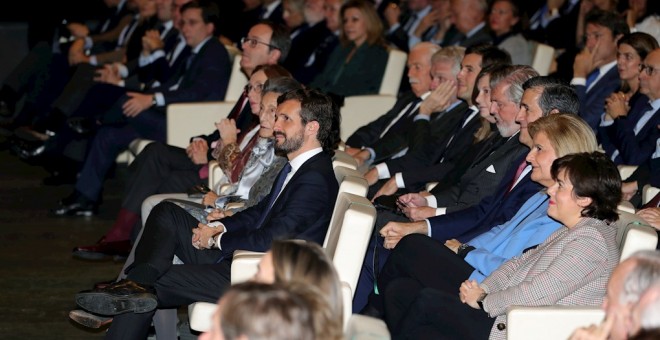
[305,120,320,137]
[268,49,282,65]
[549,108,560,115]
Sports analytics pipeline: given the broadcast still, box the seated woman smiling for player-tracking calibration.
[391,151,622,340]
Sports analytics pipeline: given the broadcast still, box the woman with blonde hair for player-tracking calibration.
[310,0,388,97]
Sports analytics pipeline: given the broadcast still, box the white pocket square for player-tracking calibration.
[486,165,496,173]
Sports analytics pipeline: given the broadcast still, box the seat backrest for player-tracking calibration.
[166,101,236,147]
[379,49,407,96]
[334,165,369,197]
[323,192,376,296]
[225,55,248,102]
[643,184,659,205]
[333,150,358,170]
[340,95,398,141]
[530,41,555,76]
[614,209,658,261]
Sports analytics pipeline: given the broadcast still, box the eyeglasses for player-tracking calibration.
[245,83,264,94]
[240,37,279,50]
[639,64,659,76]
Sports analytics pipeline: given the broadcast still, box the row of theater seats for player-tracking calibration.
[188,151,393,339]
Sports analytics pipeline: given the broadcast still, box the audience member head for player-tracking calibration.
[449,0,488,34]
[458,44,511,103]
[275,88,339,155]
[240,21,292,75]
[603,250,660,340]
[549,152,621,225]
[488,0,521,36]
[248,64,293,115]
[639,48,660,101]
[583,9,629,63]
[155,0,175,24]
[526,114,598,187]
[253,240,343,338]
[630,280,660,337]
[472,64,507,142]
[172,0,193,30]
[488,65,539,137]
[200,281,316,340]
[259,76,303,138]
[339,0,385,47]
[429,46,463,103]
[616,32,659,91]
[517,77,580,146]
[303,0,326,26]
[324,0,345,32]
[180,1,219,47]
[407,42,441,97]
[405,0,431,12]
[283,0,306,30]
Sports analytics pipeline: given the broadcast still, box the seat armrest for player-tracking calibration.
[507,306,604,340]
[208,160,227,192]
[618,165,638,181]
[230,250,264,284]
[345,314,391,340]
[188,301,217,332]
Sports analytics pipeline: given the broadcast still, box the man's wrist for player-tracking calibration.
[477,292,487,310]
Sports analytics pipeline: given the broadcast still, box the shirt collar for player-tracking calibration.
[191,36,212,53]
[288,147,323,173]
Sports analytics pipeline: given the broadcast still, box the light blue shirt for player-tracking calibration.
[465,191,561,282]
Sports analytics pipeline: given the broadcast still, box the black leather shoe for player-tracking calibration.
[69,309,113,328]
[68,117,97,135]
[75,279,157,316]
[53,192,98,217]
[9,138,46,160]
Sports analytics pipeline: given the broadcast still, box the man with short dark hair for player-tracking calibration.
[74,88,340,339]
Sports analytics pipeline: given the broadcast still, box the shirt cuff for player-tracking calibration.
[600,112,615,126]
[425,219,432,237]
[153,92,164,106]
[435,207,446,216]
[570,78,586,86]
[426,194,437,208]
[375,163,391,179]
[414,114,430,121]
[89,55,98,66]
[84,36,93,49]
[365,147,376,164]
[394,172,405,188]
[117,64,129,78]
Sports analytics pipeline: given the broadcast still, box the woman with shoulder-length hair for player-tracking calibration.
[309,0,389,97]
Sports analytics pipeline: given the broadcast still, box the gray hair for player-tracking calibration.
[620,250,660,304]
[522,76,580,116]
[639,281,660,330]
[490,65,539,104]
[431,46,466,76]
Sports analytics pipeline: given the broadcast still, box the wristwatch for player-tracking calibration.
[477,292,487,310]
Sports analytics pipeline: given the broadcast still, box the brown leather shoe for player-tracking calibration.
[69,309,113,328]
[72,237,131,261]
[75,279,157,316]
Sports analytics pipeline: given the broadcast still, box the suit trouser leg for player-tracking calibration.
[122,143,202,213]
[394,288,494,340]
[367,234,475,318]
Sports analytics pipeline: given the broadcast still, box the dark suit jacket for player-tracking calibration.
[219,152,339,256]
[345,92,420,148]
[136,29,185,87]
[442,24,493,48]
[155,37,231,104]
[434,133,529,213]
[428,152,543,242]
[285,21,335,85]
[600,97,660,165]
[575,65,620,131]
[387,105,477,183]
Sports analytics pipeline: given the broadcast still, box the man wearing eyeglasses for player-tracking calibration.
[599,48,660,167]
[571,10,629,132]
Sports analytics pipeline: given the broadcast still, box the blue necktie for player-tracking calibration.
[254,162,292,228]
[585,68,600,89]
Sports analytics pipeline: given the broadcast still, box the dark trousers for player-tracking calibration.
[393,287,495,340]
[366,234,475,328]
[107,202,232,339]
[74,102,166,201]
[122,142,203,213]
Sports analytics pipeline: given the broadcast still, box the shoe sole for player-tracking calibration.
[76,292,157,315]
[72,251,112,261]
[68,310,113,328]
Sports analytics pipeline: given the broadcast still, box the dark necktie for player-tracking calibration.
[185,52,196,70]
[506,160,528,193]
[254,163,292,228]
[585,68,600,89]
[386,97,422,136]
[403,13,418,33]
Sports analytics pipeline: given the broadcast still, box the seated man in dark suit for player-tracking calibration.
[74,88,340,339]
[52,1,232,215]
[383,0,432,52]
[599,48,660,166]
[344,42,439,161]
[439,0,492,48]
[571,9,629,131]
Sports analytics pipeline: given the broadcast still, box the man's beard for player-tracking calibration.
[274,130,304,154]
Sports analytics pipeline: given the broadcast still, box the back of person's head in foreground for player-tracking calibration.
[254,239,344,339]
[201,281,317,340]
